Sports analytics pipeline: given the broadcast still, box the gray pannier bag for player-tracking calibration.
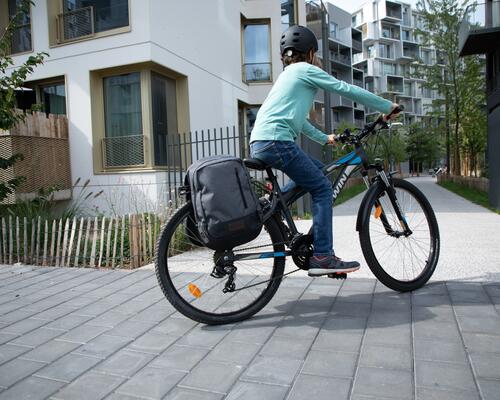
[184,156,263,251]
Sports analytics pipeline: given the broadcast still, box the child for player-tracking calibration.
[249,25,400,276]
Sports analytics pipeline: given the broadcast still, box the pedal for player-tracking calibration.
[327,273,347,280]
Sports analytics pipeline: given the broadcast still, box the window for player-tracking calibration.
[421,50,431,64]
[242,20,271,83]
[281,0,296,31]
[383,63,396,74]
[378,44,392,59]
[103,72,144,167]
[151,72,178,166]
[367,45,375,58]
[59,0,129,42]
[40,82,67,115]
[330,22,338,39]
[402,29,410,41]
[7,0,32,54]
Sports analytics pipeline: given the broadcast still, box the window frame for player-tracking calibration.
[90,63,190,174]
[241,17,273,85]
[1,0,33,55]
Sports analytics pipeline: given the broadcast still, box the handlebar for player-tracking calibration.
[335,105,405,145]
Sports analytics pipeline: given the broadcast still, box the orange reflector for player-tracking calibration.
[188,283,202,298]
[374,205,382,219]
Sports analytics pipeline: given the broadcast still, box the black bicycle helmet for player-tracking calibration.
[280,25,318,56]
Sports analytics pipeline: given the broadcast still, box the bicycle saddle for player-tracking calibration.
[243,158,267,171]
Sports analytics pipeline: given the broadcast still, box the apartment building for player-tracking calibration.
[306,1,366,131]
[2,0,306,212]
[351,0,443,124]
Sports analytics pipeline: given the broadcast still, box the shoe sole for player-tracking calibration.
[308,266,360,276]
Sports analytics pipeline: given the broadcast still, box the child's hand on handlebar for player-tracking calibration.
[327,134,337,145]
[383,103,402,122]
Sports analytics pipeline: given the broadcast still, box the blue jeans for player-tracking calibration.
[250,140,334,256]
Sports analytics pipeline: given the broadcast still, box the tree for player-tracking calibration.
[0,0,47,202]
[406,123,441,175]
[415,0,486,176]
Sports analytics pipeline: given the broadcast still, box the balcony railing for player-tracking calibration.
[102,135,145,168]
[330,52,351,66]
[57,6,94,43]
[459,1,500,56]
[353,79,364,88]
[243,63,272,83]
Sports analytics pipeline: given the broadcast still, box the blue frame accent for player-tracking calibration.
[259,252,286,259]
[334,151,362,166]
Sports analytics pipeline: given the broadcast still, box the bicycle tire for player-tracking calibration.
[155,201,286,325]
[359,179,440,292]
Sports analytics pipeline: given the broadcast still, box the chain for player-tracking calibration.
[232,267,301,292]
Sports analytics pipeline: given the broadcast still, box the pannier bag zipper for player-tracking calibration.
[235,168,248,208]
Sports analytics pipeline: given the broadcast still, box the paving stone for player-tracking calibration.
[164,387,224,400]
[57,324,109,344]
[43,314,93,331]
[152,316,197,337]
[288,374,351,400]
[453,304,499,318]
[225,325,276,345]
[206,340,261,365]
[73,334,131,359]
[413,320,462,343]
[456,315,500,335]
[416,387,480,400]
[302,350,357,378]
[478,379,500,400]
[225,381,287,400]
[104,319,157,339]
[85,311,131,328]
[322,315,367,333]
[360,344,411,370]
[179,359,243,394]
[364,326,411,346]
[340,279,376,292]
[367,310,411,327]
[104,393,143,400]
[0,376,65,400]
[0,309,39,324]
[30,305,76,321]
[353,367,413,399]
[115,367,185,399]
[241,355,302,386]
[34,353,101,382]
[128,332,177,354]
[149,345,208,371]
[415,360,477,392]
[413,306,455,323]
[336,290,373,304]
[18,340,80,363]
[10,328,64,347]
[0,318,48,335]
[176,326,230,349]
[448,289,490,304]
[51,371,125,400]
[462,332,500,354]
[0,358,45,388]
[312,330,363,353]
[329,301,372,318]
[412,295,451,308]
[95,349,155,377]
[0,344,31,365]
[273,316,323,339]
[260,336,312,360]
[415,336,468,366]
[469,353,500,380]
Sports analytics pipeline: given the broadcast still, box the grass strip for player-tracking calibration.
[438,180,500,214]
[334,183,367,207]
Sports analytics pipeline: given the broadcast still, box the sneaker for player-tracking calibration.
[308,255,360,276]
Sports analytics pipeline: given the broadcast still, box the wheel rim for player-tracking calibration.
[367,187,436,282]
[162,209,281,316]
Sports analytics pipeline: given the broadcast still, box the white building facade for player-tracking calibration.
[3,0,306,213]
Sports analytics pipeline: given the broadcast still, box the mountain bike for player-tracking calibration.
[155,108,440,325]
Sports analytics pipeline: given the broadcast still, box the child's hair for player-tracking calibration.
[281,49,308,66]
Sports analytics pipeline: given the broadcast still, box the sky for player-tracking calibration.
[325,0,419,13]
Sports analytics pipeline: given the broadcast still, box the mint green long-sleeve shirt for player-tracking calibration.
[249,62,393,145]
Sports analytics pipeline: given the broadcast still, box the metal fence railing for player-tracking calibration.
[57,6,94,43]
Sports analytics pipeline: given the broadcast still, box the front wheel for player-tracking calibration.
[359,178,440,292]
[155,201,286,325]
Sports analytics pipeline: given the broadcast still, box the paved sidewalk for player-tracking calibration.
[0,177,499,399]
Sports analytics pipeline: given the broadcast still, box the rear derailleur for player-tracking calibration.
[211,250,237,293]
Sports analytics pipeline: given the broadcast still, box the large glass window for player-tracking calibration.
[243,22,271,83]
[62,0,129,39]
[40,83,66,115]
[151,72,178,167]
[383,63,396,74]
[103,72,143,167]
[281,0,296,31]
[8,0,32,54]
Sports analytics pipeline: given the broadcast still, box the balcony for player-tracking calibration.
[330,51,351,67]
[0,112,71,204]
[384,1,403,22]
[459,1,500,56]
[381,24,401,41]
[385,76,404,94]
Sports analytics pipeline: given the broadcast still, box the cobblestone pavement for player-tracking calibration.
[0,177,499,400]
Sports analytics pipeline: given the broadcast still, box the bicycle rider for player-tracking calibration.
[249,25,401,277]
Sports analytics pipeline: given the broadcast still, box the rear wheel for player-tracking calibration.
[155,201,286,325]
[359,179,440,292]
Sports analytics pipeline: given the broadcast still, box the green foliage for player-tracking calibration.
[334,183,366,207]
[406,123,442,169]
[0,0,47,202]
[415,0,487,176]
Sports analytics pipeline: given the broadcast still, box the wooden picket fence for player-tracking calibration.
[0,210,177,269]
